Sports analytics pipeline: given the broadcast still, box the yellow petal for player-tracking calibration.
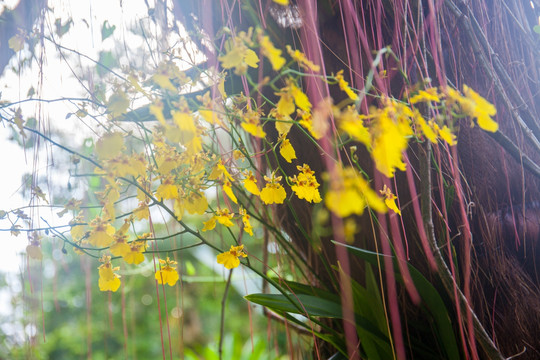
[476,114,499,133]
[325,188,366,218]
[88,230,113,247]
[133,203,150,220]
[291,84,311,112]
[124,252,145,265]
[438,125,457,146]
[372,117,408,177]
[99,276,121,292]
[243,176,260,196]
[275,118,293,136]
[152,73,176,91]
[96,132,124,160]
[384,196,401,215]
[223,182,238,204]
[417,117,438,143]
[107,91,130,118]
[276,95,295,117]
[202,218,216,232]
[260,184,287,204]
[241,122,266,138]
[280,138,297,163]
[110,242,131,257]
[155,183,179,201]
[8,34,25,52]
[244,49,259,68]
[260,35,286,71]
[184,191,208,215]
[155,267,179,286]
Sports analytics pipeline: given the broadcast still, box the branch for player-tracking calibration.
[445,0,540,156]
[487,130,540,180]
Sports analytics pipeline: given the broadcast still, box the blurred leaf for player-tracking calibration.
[106,91,130,117]
[534,25,540,34]
[101,20,116,40]
[13,108,25,138]
[8,34,25,52]
[97,51,117,76]
[55,18,73,37]
[26,244,43,260]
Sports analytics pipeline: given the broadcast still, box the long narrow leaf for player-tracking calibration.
[334,241,460,359]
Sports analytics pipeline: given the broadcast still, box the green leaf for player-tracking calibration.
[246,291,391,354]
[534,25,540,34]
[276,279,341,302]
[334,242,461,359]
[333,264,393,359]
[101,20,116,41]
[245,293,342,318]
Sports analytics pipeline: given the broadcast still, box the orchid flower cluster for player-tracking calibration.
[18,27,498,293]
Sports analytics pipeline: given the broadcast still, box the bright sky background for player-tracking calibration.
[0,0,155,340]
[0,0,153,270]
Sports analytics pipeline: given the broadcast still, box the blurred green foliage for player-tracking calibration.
[0,239,307,359]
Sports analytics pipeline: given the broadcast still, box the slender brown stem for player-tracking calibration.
[218,269,233,360]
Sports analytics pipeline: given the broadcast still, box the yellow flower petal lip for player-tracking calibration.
[155,266,179,286]
[217,245,247,269]
[110,242,131,257]
[124,251,145,265]
[244,49,259,68]
[260,184,287,204]
[215,208,235,227]
[98,258,121,292]
[409,88,440,104]
[99,275,121,292]
[217,252,240,269]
